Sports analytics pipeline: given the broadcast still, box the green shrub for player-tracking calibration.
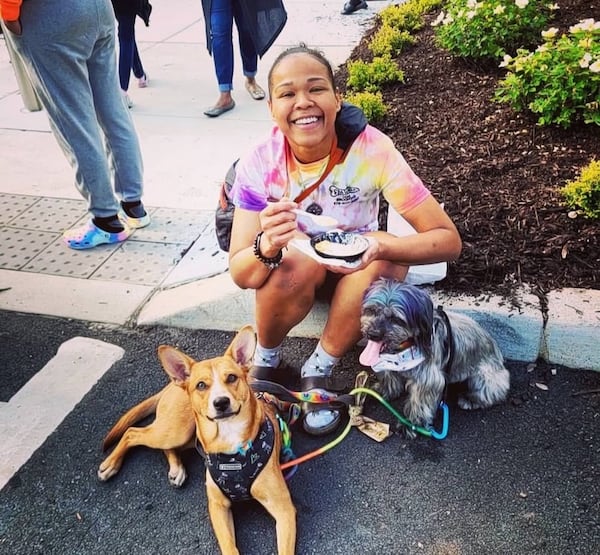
[345,91,388,122]
[347,55,404,93]
[379,3,424,34]
[495,19,600,127]
[369,23,416,57]
[379,0,442,33]
[561,159,600,219]
[432,0,558,60]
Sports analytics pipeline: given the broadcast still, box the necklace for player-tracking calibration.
[295,156,330,215]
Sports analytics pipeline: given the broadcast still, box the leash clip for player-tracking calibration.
[428,401,450,440]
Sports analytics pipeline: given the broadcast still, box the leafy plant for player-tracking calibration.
[346,55,405,93]
[350,0,441,119]
[379,0,442,33]
[344,91,388,122]
[495,19,600,127]
[432,0,558,60]
[379,4,424,33]
[561,159,600,219]
[369,23,416,58]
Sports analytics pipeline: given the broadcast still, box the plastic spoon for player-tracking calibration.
[293,209,339,233]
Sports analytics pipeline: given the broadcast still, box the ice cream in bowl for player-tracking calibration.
[310,231,370,262]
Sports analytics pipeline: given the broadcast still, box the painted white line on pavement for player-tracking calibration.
[0,337,124,490]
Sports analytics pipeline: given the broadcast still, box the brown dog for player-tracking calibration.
[98,326,296,555]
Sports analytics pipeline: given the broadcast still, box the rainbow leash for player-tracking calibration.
[254,371,449,472]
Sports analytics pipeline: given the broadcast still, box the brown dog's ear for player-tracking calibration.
[225,325,257,369]
[157,345,195,386]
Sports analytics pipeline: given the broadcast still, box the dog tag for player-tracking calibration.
[219,462,243,471]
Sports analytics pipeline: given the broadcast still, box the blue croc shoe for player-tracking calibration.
[119,200,150,229]
[119,201,151,229]
[63,220,131,250]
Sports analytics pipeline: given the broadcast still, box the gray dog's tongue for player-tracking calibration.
[360,340,383,366]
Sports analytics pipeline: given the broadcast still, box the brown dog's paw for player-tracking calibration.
[168,466,187,487]
[97,460,120,482]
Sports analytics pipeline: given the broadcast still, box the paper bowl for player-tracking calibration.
[310,231,370,262]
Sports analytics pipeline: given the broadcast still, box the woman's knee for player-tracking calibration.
[335,261,408,298]
[273,257,325,290]
[365,260,409,282]
[259,255,325,298]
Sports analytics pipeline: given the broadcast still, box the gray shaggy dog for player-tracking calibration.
[360,278,510,437]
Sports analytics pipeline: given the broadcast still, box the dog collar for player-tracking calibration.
[371,345,425,373]
[204,417,275,503]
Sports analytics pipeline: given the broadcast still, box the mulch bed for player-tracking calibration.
[335,0,599,298]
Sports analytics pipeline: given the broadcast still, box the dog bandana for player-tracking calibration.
[360,340,425,373]
[204,418,274,502]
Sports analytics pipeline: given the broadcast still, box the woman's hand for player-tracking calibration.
[258,200,298,256]
[323,236,380,274]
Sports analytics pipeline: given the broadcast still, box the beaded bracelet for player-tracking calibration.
[253,231,282,269]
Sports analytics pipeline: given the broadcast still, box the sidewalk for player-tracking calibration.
[0,0,598,371]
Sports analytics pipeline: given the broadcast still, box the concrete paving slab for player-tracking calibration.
[161,218,229,287]
[0,269,153,324]
[433,288,544,363]
[0,92,48,130]
[544,288,600,371]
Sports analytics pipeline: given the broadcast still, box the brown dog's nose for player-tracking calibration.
[213,396,231,413]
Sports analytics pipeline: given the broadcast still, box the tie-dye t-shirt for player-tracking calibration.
[231,124,430,233]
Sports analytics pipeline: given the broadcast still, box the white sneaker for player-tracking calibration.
[121,90,133,109]
[138,74,148,88]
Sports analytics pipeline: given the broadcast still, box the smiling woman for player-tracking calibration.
[226,43,462,437]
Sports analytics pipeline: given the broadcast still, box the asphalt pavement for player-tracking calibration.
[1,1,599,553]
[0,311,599,554]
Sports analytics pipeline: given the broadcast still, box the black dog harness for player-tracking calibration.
[201,417,275,502]
[436,305,455,375]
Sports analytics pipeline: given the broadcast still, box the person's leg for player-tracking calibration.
[132,43,146,81]
[115,12,136,92]
[205,0,235,114]
[302,260,409,435]
[232,0,264,100]
[252,250,327,373]
[321,261,409,358]
[13,0,121,223]
[255,251,327,346]
[88,15,148,228]
[129,17,147,83]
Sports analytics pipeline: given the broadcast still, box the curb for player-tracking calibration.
[136,276,600,371]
